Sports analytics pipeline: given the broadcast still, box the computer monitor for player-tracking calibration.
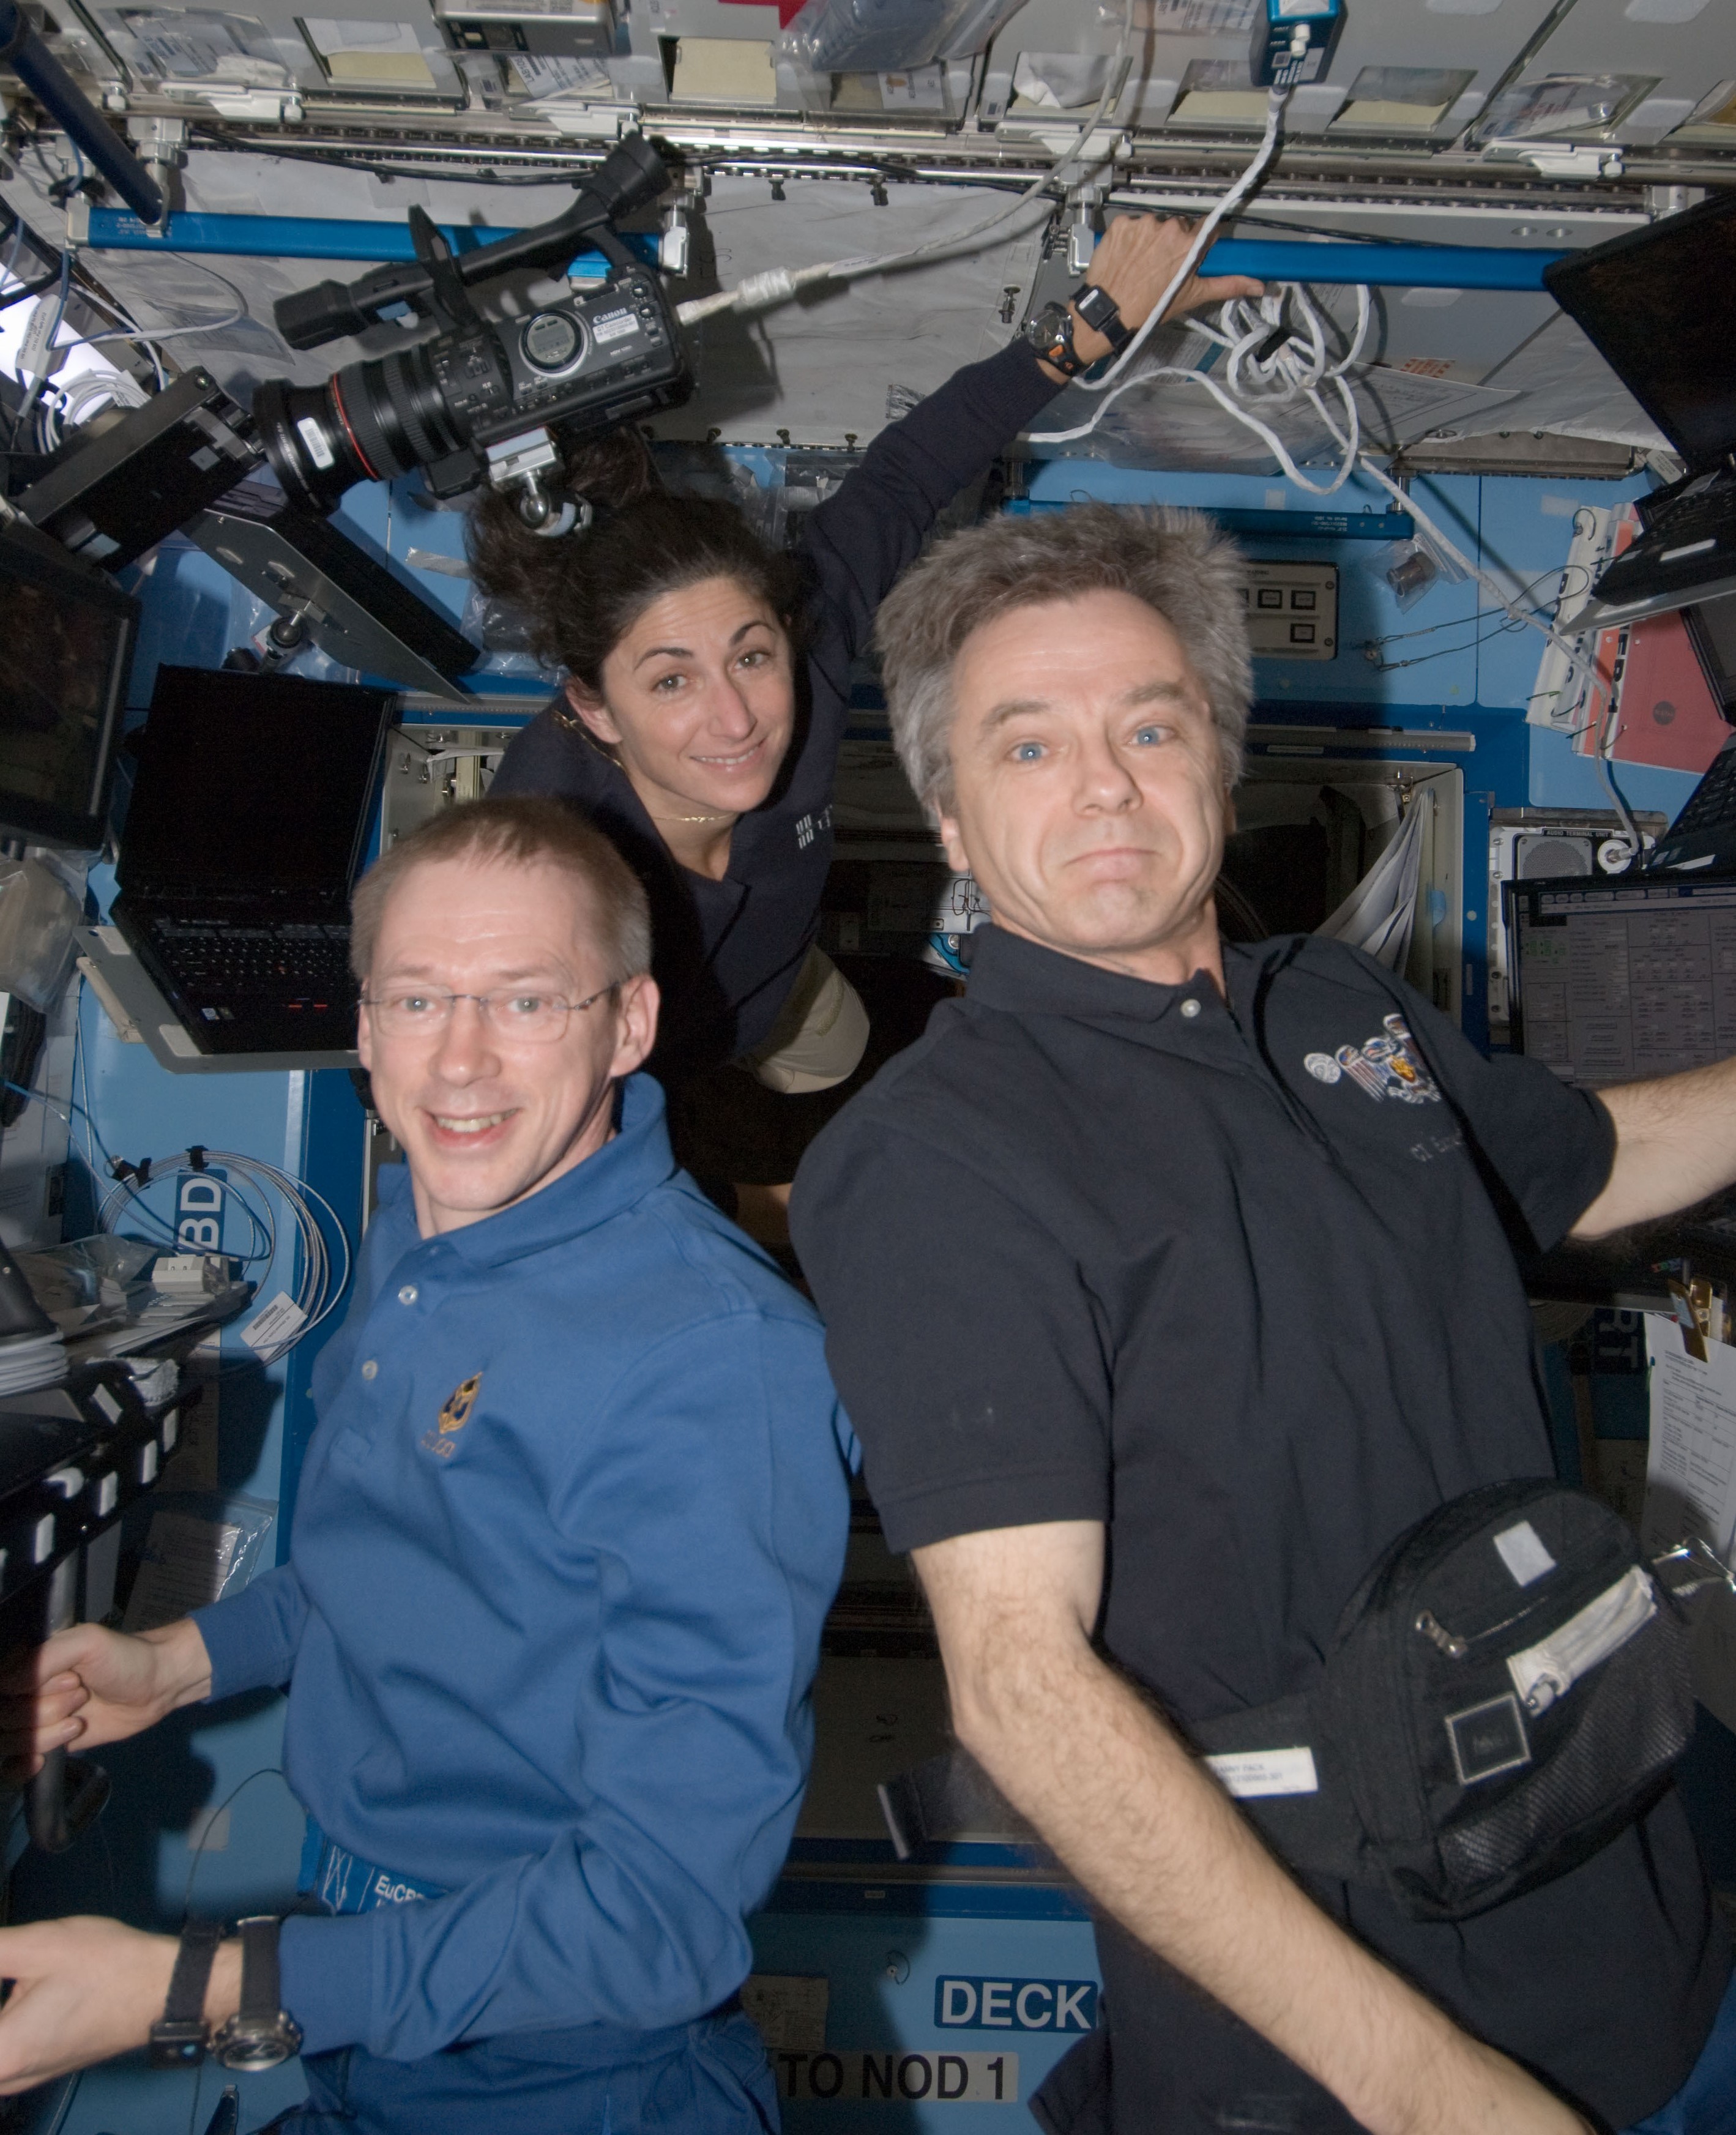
[0,516,138,852]
[1685,596,1736,720]
[1508,874,1736,1086]
[1542,190,1736,475]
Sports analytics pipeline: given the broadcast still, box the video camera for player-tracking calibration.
[254,130,692,532]
[7,130,692,690]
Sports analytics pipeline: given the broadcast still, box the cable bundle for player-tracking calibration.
[102,1147,352,1365]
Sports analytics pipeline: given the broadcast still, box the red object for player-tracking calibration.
[718,0,809,26]
[1607,609,1732,775]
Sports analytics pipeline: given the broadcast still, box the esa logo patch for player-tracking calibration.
[1304,1013,1441,1106]
[420,1372,482,1461]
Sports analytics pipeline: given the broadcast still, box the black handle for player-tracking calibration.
[27,1749,110,1854]
[202,2086,240,2135]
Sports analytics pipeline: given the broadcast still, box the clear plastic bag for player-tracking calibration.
[19,1234,155,1333]
[0,855,81,1012]
[780,0,1024,72]
[122,1492,277,1633]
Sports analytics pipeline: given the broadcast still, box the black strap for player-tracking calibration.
[234,1917,283,2023]
[1068,281,1132,352]
[164,1919,223,2026]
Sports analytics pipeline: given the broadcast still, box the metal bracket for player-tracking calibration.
[485,428,583,536]
[1481,140,1625,179]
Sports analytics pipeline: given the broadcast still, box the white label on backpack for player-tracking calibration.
[1492,1520,1556,1587]
[1204,1747,1319,1798]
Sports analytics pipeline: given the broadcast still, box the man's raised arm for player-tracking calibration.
[917,1519,1590,2135]
[1572,1053,1736,1238]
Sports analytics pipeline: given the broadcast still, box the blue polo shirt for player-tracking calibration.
[194,1074,852,2061]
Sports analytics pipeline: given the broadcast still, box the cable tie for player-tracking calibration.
[188,1145,207,1171]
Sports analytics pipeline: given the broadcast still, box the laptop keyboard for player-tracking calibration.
[1665,745,1736,838]
[149,918,355,1001]
[1648,485,1736,547]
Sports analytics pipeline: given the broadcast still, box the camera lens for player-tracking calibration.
[255,329,505,513]
[254,379,370,515]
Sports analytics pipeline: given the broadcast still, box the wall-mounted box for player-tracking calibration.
[1243,561,1339,661]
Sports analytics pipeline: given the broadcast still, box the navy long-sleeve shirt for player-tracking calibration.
[489,338,1063,1073]
[192,1075,853,2060]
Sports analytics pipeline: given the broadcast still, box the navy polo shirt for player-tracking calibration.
[791,924,1729,2130]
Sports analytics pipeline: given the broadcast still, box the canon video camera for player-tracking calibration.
[254,132,691,531]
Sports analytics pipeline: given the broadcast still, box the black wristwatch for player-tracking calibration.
[211,1917,303,2071]
[149,1918,223,2070]
[1023,300,1087,378]
[1069,280,1133,353]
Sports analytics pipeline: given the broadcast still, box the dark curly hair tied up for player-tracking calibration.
[466,425,806,690]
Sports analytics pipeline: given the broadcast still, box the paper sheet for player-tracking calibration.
[1643,1318,1736,1735]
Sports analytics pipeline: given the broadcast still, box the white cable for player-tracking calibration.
[1067,86,1289,401]
[54,256,250,351]
[1030,280,1371,494]
[50,365,149,431]
[676,0,1136,328]
[96,1144,352,1365]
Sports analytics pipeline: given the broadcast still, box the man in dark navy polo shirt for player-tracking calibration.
[791,504,1736,2135]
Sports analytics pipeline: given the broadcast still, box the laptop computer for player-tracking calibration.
[111,666,392,1057]
[1644,595,1736,873]
[1544,190,1736,631]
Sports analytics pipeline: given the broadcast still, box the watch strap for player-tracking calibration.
[236,1916,283,2023]
[149,1918,222,2069]
[1070,281,1131,351]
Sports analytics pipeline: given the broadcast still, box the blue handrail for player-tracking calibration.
[81,208,1566,291]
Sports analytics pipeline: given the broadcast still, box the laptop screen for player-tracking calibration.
[0,520,135,851]
[120,666,393,896]
[1510,874,1736,1086]
[1543,191,1736,471]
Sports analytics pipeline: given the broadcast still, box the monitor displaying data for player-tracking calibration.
[0,520,136,850]
[1510,876,1736,1087]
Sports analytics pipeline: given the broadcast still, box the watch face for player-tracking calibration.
[215,2021,299,2071]
[1026,304,1076,368]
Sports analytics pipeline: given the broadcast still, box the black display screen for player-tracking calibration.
[0,522,135,849]
[1544,192,1736,469]
[120,666,392,895]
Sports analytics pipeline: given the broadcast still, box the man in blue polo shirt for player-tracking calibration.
[0,795,852,2133]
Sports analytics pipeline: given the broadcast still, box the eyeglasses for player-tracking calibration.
[359,983,619,1043]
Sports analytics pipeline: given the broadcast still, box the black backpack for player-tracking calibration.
[1194,1479,1696,1921]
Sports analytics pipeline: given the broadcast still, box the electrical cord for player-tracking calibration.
[99,1147,352,1362]
[1023,92,1378,496]
[7,245,70,447]
[51,256,251,354]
